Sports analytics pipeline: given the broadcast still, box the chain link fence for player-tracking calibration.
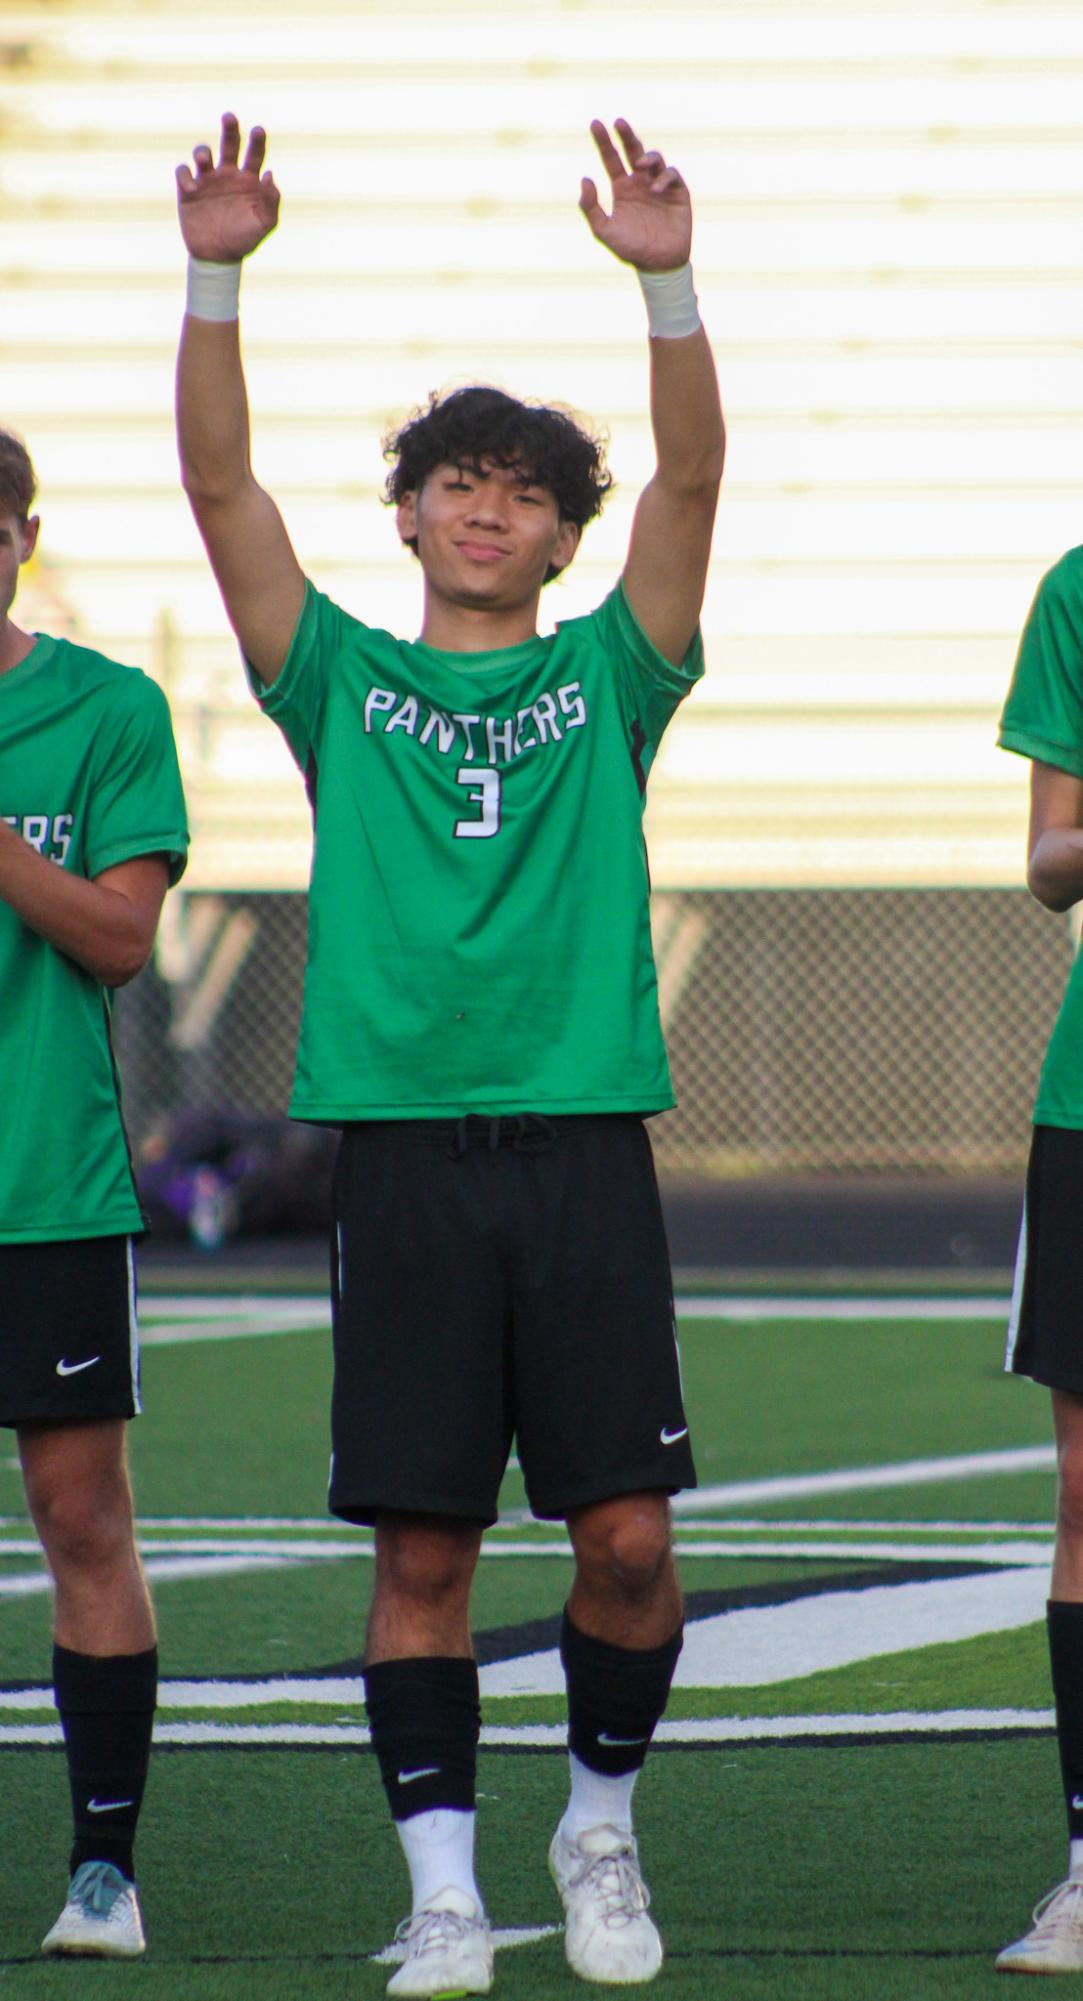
[113,886,1073,1179]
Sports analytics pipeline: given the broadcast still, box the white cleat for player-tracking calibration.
[549,1822,663,1986]
[386,1884,494,1997]
[997,1877,1083,1974]
[41,1860,146,1958]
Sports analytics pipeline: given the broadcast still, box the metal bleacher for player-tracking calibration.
[3,1,1082,893]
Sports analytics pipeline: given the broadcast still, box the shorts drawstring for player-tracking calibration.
[445,1114,556,1160]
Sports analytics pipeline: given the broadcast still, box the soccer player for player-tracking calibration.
[0,429,188,1957]
[175,113,722,1994]
[996,551,1083,1973]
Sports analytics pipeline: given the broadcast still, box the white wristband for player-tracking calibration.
[637,263,701,340]
[186,257,242,323]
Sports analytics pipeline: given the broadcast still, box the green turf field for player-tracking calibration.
[0,1296,1064,1995]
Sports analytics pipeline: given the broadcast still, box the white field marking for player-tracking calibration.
[5,1510,1046,1540]
[373,1924,557,1966]
[0,1677,366,1711]
[0,1538,360,1559]
[0,1552,311,1601]
[0,1531,1050,1571]
[134,1293,1012,1347]
[0,1552,1046,1708]
[373,1926,559,1966]
[673,1446,1055,1514]
[676,1297,1010,1321]
[637,1539,1050,1566]
[476,1567,1049,1698]
[141,1297,327,1323]
[139,1296,326,1344]
[675,1519,1050,1535]
[0,1711,1055,1750]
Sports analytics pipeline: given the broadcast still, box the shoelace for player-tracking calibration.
[1030,1878,1083,1934]
[72,1863,127,1919]
[571,1845,651,1930]
[394,1906,482,1959]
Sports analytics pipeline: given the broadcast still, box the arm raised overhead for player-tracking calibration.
[581,119,724,667]
[175,113,304,686]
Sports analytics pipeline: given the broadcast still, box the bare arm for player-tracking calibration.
[0,823,170,986]
[581,120,724,666]
[1027,761,1083,912]
[176,115,304,685]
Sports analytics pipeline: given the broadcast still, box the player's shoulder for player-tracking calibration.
[44,632,173,744]
[298,579,399,665]
[1034,544,1083,612]
[46,633,165,709]
[551,583,623,651]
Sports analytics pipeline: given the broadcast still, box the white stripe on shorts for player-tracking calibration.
[126,1237,142,1414]
[1004,1196,1028,1374]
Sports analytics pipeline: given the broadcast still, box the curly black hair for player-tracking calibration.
[384,385,613,580]
[0,428,36,522]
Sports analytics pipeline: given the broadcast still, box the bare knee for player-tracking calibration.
[1058,1442,1083,1544]
[373,1514,480,1612]
[24,1461,134,1577]
[570,1495,674,1604]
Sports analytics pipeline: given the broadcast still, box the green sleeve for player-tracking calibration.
[999,550,1083,779]
[247,579,357,775]
[84,674,189,883]
[588,581,705,776]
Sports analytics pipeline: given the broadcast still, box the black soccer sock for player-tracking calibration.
[363,1656,480,1821]
[560,1609,683,1776]
[53,1644,157,1881]
[1048,1602,1083,1843]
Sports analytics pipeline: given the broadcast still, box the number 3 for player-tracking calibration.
[454,766,502,839]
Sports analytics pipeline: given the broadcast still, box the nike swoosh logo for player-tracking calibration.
[1073,1796,1083,1811]
[87,1798,134,1814]
[56,1356,101,1378]
[660,1425,688,1445]
[597,1732,649,1747]
[398,1767,441,1785]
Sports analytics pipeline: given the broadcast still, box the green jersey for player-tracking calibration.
[252,580,703,1119]
[0,635,188,1243]
[999,544,1083,1128]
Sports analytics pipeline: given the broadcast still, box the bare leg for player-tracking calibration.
[19,1420,154,1655]
[364,1511,483,1663]
[566,1490,682,1646]
[1051,1390,1083,1601]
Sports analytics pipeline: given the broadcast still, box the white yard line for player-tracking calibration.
[677,1297,1011,1321]
[374,1924,559,1965]
[674,1446,1055,1513]
[135,1294,1013,1348]
[0,1710,1054,1749]
[0,1532,1052,1571]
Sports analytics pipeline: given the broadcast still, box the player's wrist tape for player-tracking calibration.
[186,257,242,322]
[637,263,701,339]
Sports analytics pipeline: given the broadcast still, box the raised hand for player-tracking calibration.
[176,113,280,263]
[579,119,692,273]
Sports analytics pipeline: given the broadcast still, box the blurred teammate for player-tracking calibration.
[996,550,1083,1973]
[175,113,722,1994]
[0,430,188,1956]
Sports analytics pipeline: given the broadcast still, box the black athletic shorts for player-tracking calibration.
[329,1113,696,1525]
[1006,1124,1083,1392]
[0,1235,141,1428]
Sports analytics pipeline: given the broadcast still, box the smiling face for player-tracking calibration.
[396,460,581,620]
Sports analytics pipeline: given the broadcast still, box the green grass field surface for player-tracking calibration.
[0,1304,1063,1996]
